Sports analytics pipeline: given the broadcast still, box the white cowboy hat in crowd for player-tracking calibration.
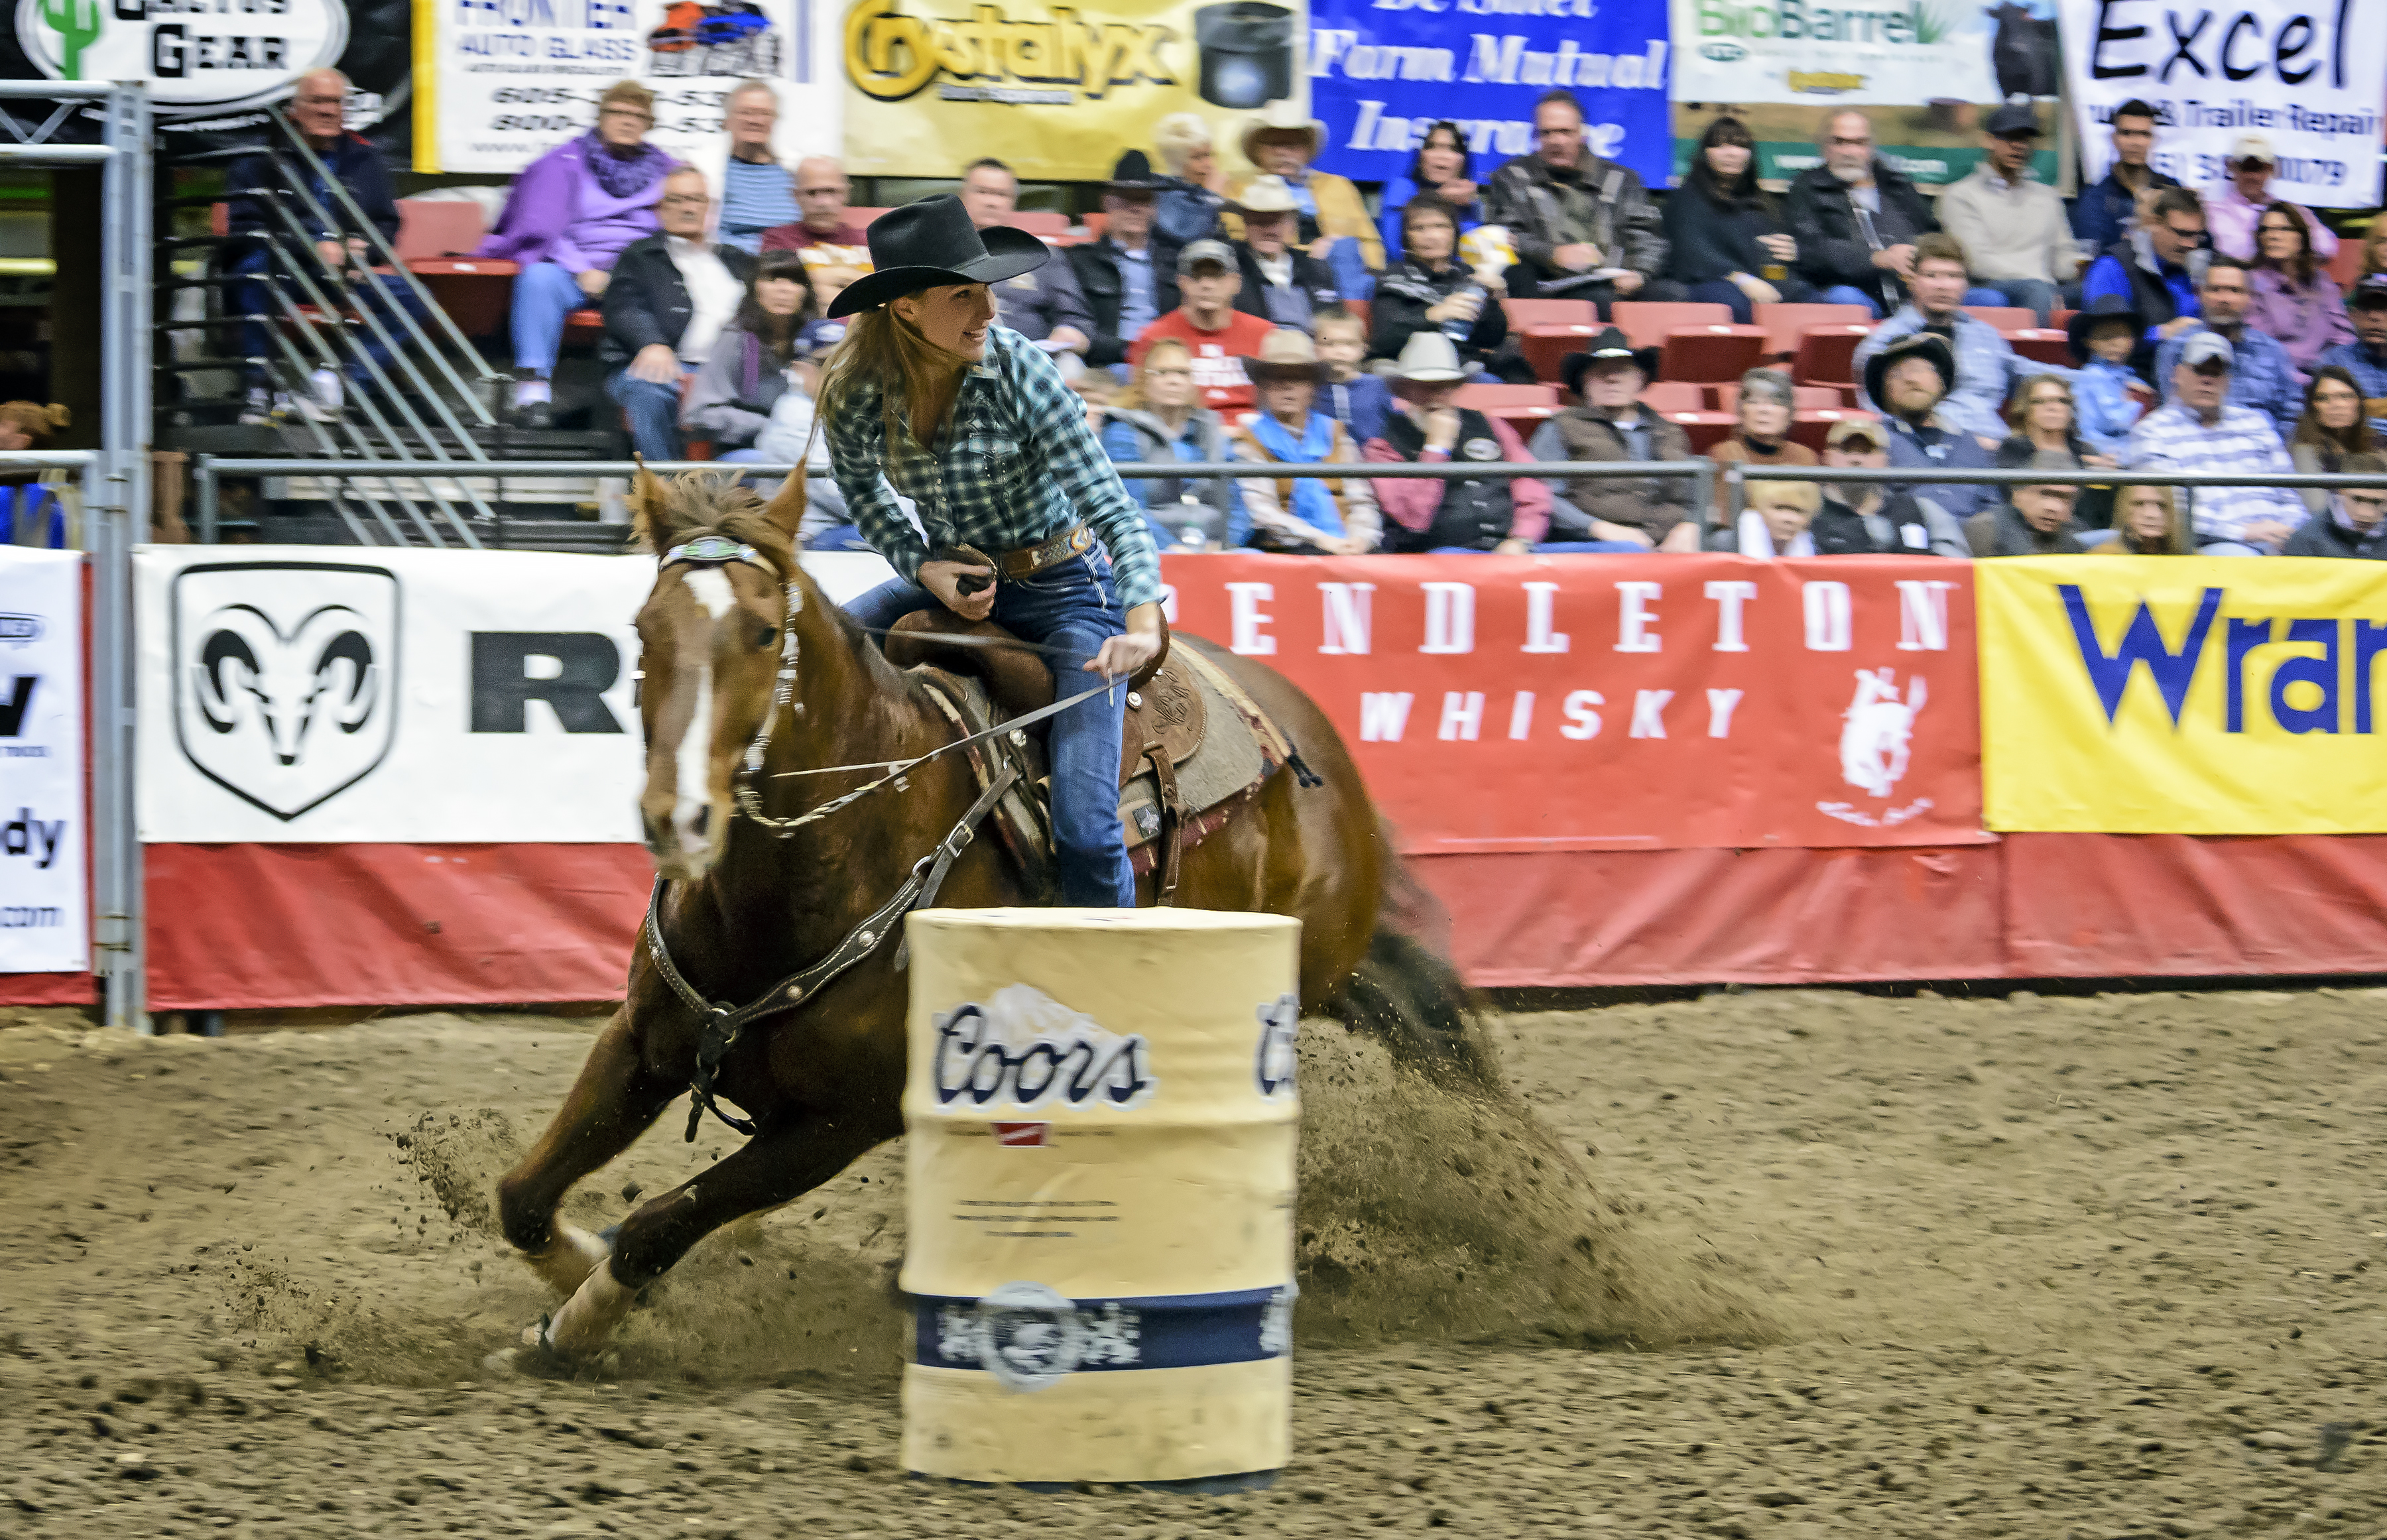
[1240,99,1323,165]
[1390,331,1466,385]
[1229,174,1300,217]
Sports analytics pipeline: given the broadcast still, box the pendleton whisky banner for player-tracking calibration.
[840,0,1302,179]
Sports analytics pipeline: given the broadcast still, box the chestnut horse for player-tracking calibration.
[495,468,1476,1357]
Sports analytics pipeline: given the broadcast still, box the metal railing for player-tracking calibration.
[0,83,148,1030]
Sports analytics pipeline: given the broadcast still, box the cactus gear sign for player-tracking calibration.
[840,0,1276,179]
[15,0,348,107]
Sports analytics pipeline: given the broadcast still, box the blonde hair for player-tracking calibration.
[1115,337,1193,411]
[599,79,656,118]
[0,400,68,449]
[1750,479,1821,513]
[2114,482,2191,554]
[815,304,975,453]
[1153,113,1214,176]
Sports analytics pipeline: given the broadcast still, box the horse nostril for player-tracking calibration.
[692,806,711,837]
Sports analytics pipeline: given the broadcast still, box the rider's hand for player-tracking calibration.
[1086,602,1164,678]
[920,559,997,621]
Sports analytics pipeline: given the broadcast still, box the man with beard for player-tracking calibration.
[1865,330,2000,519]
[1786,110,1990,318]
[1851,233,2055,445]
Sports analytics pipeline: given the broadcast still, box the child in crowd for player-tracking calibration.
[2067,296,2148,457]
[1709,479,1821,557]
[1312,306,1391,445]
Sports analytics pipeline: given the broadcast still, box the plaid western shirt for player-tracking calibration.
[824,325,1163,610]
[2123,400,2305,544]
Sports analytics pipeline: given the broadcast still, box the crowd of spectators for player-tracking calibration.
[233,72,2387,561]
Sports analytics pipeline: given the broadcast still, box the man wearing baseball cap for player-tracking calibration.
[1936,103,2075,324]
[2150,255,2301,441]
[2205,133,2339,263]
[1812,416,1967,556]
[2124,329,2306,553]
[1127,239,1278,411]
[2317,276,2387,417]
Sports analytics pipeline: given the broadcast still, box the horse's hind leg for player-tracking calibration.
[536,1109,888,1356]
[497,1007,682,1297]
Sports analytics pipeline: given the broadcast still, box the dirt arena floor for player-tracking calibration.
[7,986,2387,1537]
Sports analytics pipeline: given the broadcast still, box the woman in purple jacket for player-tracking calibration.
[2247,203,2353,373]
[477,80,680,426]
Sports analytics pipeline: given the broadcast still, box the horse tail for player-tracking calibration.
[1327,832,1502,1087]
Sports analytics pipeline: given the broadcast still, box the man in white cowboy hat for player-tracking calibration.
[1225,98,1384,278]
[2205,131,2338,263]
[1230,327,1382,553]
[1225,174,1340,331]
[1361,332,1548,554]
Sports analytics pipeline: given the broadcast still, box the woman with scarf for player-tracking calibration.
[820,195,1164,908]
[1233,329,1381,554]
[477,80,680,426]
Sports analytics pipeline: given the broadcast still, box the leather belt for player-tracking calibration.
[991,522,1092,579]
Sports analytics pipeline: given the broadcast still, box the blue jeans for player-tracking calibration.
[845,551,1134,907]
[1816,283,2011,319]
[605,366,688,461]
[233,247,430,386]
[1975,278,2060,326]
[511,260,587,376]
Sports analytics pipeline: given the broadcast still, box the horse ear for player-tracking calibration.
[629,457,672,552]
[761,466,807,540]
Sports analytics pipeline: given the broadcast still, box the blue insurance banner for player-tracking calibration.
[1307,0,1673,187]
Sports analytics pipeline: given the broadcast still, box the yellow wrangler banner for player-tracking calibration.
[1981,556,2387,835]
[841,0,1300,179]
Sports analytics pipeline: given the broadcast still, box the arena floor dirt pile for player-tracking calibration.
[7,986,2387,1535]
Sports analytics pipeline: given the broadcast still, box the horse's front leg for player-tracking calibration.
[530,1109,891,1358]
[497,1006,684,1298]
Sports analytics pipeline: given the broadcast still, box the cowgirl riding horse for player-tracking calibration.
[818,195,1165,904]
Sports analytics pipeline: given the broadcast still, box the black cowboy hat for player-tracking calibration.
[825,194,1050,320]
[1560,326,1659,395]
[1105,149,1167,193]
[2065,292,2145,365]
[1864,329,1955,412]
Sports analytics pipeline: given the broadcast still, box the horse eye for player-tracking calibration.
[756,626,778,648]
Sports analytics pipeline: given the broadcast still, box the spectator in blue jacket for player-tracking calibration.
[1850,232,2061,446]
[2070,99,2179,257]
[1377,121,1483,267]
[2066,294,2148,456]
[1150,113,1226,249]
[2150,257,2301,443]
[2080,186,2209,373]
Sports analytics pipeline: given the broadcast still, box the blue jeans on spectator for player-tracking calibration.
[233,247,430,386]
[511,260,587,377]
[1814,282,2011,318]
[1975,277,2060,326]
[605,365,690,461]
[843,550,1133,907]
[1686,278,1758,324]
[1325,236,1375,302]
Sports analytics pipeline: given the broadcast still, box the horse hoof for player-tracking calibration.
[522,1222,612,1298]
[541,1264,638,1358]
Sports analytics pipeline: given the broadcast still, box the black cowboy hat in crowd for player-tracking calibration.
[1864,329,1956,412]
[826,194,1050,320]
[1105,149,1168,192]
[2065,292,2146,365]
[1560,325,1660,396]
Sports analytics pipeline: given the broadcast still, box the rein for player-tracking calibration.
[643,533,1099,1140]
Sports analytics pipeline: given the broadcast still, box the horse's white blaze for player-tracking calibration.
[682,566,737,619]
[671,659,716,859]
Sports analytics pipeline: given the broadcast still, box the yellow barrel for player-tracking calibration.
[900,906,1302,1490]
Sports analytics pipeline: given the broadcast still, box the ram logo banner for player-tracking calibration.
[170,562,399,823]
[1979,556,2387,834]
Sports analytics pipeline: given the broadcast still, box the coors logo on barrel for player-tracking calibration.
[930,982,1159,1110]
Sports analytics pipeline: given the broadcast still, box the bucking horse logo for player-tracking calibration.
[1839,667,1926,799]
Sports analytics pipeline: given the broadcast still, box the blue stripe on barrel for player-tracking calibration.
[912,1285,1294,1377]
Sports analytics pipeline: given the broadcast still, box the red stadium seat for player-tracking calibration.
[1453,382,1562,437]
[1753,302,1870,359]
[395,199,488,261]
[1001,209,1072,237]
[2327,234,2368,290]
[1658,324,1767,383]
[1501,298,1599,329]
[1611,300,1731,349]
[1516,322,1607,385]
[1638,381,1707,413]
[1963,305,2037,333]
[1713,383,1847,414]
[1792,323,1874,390]
[2009,327,2073,367]
[564,307,605,347]
[1789,407,1880,453]
[1083,210,1108,240]
[1665,410,1737,453]
[847,207,896,228]
[1342,298,1369,330]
